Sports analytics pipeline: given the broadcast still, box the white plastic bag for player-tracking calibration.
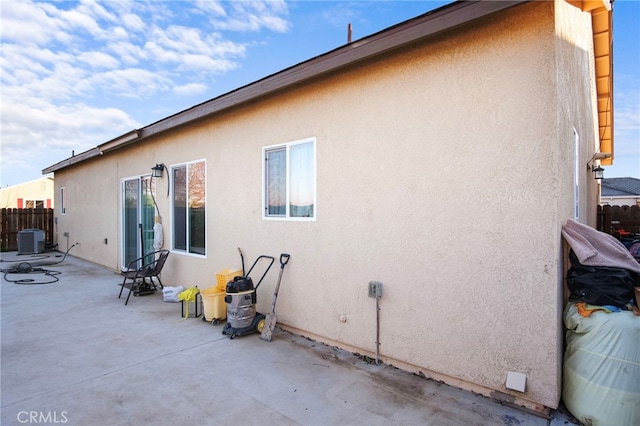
[563,302,640,425]
[162,285,184,303]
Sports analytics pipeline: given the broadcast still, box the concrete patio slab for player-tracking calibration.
[1,252,577,425]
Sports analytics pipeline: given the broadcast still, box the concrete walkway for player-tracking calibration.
[1,252,577,425]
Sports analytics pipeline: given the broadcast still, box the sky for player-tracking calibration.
[1,0,638,188]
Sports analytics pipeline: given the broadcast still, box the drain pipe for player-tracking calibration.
[376,292,380,364]
[368,281,383,365]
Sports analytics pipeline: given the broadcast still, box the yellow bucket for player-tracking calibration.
[201,286,226,324]
[216,268,242,292]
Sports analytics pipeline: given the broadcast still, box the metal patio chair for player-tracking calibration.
[118,250,170,305]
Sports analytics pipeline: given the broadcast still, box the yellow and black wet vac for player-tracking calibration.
[222,248,274,339]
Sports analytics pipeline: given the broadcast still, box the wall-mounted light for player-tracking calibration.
[592,165,604,180]
[151,163,170,196]
[152,163,165,178]
[587,152,610,181]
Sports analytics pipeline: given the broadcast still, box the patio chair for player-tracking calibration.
[118,250,170,305]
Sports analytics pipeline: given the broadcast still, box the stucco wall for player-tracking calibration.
[52,1,603,409]
[0,177,54,209]
[555,0,602,227]
[53,158,121,268]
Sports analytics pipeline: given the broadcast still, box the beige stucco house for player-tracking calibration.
[42,0,614,413]
[0,176,54,209]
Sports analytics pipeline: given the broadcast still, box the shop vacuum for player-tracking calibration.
[222,248,274,339]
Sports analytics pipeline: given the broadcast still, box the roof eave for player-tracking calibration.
[138,0,528,139]
[42,130,140,175]
[570,0,613,165]
[44,0,531,174]
[42,147,102,175]
[98,129,141,154]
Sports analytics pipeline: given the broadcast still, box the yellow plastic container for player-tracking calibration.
[216,268,242,292]
[201,286,226,324]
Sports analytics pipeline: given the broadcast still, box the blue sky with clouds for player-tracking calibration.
[1,0,638,188]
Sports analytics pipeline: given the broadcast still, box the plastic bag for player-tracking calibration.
[563,302,640,425]
[567,250,638,308]
[162,285,184,303]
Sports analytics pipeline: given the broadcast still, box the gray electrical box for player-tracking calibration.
[368,281,383,299]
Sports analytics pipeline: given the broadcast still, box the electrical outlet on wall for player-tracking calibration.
[368,281,383,298]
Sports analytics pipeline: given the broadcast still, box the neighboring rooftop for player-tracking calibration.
[601,177,640,197]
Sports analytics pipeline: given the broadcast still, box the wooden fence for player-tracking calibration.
[0,208,54,252]
[597,204,640,237]
[1,205,635,251]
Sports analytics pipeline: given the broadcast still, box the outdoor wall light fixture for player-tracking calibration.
[586,152,610,181]
[151,163,170,196]
[152,163,165,178]
[592,165,605,180]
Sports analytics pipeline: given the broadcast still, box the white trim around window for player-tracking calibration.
[263,137,316,221]
[170,159,207,256]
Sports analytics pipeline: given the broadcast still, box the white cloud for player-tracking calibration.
[0,0,293,186]
[90,68,173,98]
[173,83,209,96]
[0,46,54,86]
[77,51,121,70]
[0,1,72,45]
[210,0,290,32]
[58,9,104,38]
[77,0,119,24]
[122,13,146,32]
[1,0,289,99]
[193,0,226,17]
[142,25,247,72]
[152,25,241,56]
[111,26,130,40]
[106,40,144,66]
[1,99,139,159]
[181,54,238,72]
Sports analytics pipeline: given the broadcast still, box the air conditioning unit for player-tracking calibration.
[18,229,46,255]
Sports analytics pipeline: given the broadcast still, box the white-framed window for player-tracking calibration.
[263,137,316,221]
[171,159,206,255]
[60,187,66,215]
[573,129,579,220]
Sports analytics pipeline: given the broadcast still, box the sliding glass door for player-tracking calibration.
[121,176,156,269]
